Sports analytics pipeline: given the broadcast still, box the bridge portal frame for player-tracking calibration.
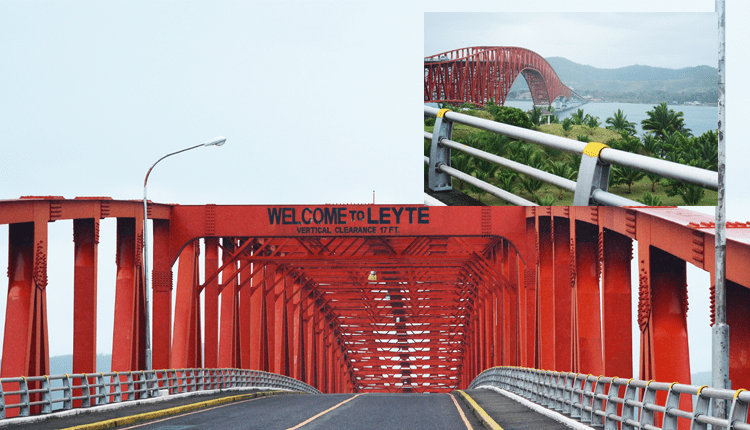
[2,199,750,411]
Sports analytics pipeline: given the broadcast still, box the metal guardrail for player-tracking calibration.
[0,368,320,419]
[469,366,750,429]
[424,106,719,206]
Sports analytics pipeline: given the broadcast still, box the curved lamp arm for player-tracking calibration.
[142,135,226,371]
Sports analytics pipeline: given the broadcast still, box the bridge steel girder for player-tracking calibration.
[4,199,750,401]
[424,46,573,107]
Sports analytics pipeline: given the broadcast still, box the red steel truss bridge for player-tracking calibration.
[1,198,749,414]
[424,46,580,106]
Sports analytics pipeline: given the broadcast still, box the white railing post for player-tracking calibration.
[574,142,612,205]
[428,108,454,191]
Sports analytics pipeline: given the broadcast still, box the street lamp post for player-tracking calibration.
[142,136,226,372]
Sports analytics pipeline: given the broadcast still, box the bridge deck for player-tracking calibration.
[6,389,580,429]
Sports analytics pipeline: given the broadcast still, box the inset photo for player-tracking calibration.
[424,13,718,207]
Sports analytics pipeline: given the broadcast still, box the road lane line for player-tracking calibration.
[449,392,474,429]
[456,390,504,430]
[60,391,285,430]
[115,396,267,429]
[286,394,361,430]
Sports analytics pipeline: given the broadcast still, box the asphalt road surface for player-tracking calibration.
[117,393,482,430]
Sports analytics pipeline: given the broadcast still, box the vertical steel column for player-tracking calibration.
[505,244,519,366]
[203,238,219,368]
[524,216,537,368]
[289,279,303,380]
[151,219,172,370]
[316,302,326,390]
[172,241,199,368]
[73,218,98,407]
[304,293,316,386]
[727,280,750,394]
[538,215,556,370]
[553,217,572,371]
[219,238,238,368]
[574,220,603,376]
[602,230,633,377]
[645,247,692,425]
[273,271,289,375]
[111,217,146,374]
[73,219,98,376]
[249,262,268,370]
[2,219,50,416]
[238,255,253,369]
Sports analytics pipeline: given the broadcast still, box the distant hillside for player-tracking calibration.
[49,354,112,375]
[510,57,718,104]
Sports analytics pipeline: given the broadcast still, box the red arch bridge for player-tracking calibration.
[424,46,579,107]
[1,199,749,414]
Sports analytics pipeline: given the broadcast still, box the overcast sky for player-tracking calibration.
[0,0,747,379]
[425,13,717,69]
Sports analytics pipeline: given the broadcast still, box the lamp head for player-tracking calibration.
[203,136,227,147]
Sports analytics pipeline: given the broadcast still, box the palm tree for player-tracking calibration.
[571,109,586,125]
[611,166,645,194]
[586,115,600,135]
[549,159,577,199]
[561,117,573,137]
[605,109,637,135]
[641,102,691,139]
[641,134,661,157]
[451,152,473,190]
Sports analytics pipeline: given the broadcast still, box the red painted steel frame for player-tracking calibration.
[424,46,574,106]
[2,200,750,403]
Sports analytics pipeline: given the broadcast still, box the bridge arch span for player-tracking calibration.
[424,46,575,107]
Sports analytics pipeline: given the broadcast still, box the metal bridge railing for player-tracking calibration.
[0,368,320,419]
[424,105,719,206]
[469,366,750,429]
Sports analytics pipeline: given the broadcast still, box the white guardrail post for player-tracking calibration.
[573,142,611,206]
[429,108,454,191]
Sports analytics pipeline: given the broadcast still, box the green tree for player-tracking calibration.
[487,105,533,129]
[586,115,600,135]
[496,170,519,194]
[450,152,473,190]
[571,109,586,125]
[528,106,543,127]
[605,109,636,135]
[549,159,577,200]
[519,151,549,200]
[611,166,645,194]
[641,102,691,139]
[561,117,573,137]
[639,192,663,206]
[641,133,661,157]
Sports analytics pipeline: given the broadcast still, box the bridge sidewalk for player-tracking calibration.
[461,388,589,430]
[1,389,288,430]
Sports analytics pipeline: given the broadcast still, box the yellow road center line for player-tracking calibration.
[450,392,474,430]
[457,390,504,430]
[286,394,362,430]
[117,396,265,429]
[61,392,281,430]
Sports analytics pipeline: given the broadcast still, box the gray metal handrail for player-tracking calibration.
[468,366,750,429]
[0,368,320,419]
[424,106,718,206]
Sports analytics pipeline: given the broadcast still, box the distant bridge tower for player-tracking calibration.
[424,46,578,107]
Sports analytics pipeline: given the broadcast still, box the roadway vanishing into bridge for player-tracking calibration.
[19,389,578,430]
